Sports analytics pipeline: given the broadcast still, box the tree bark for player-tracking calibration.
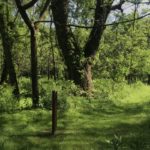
[0,59,8,84]
[83,62,93,92]
[0,10,19,96]
[66,59,93,91]
[15,0,40,106]
[51,0,83,85]
[51,0,113,91]
[31,28,39,107]
[147,74,150,85]
[15,0,51,106]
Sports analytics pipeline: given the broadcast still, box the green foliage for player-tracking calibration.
[18,98,32,110]
[93,79,150,108]
[94,17,150,82]
[93,79,124,102]
[0,84,33,112]
[39,79,80,112]
[0,139,5,150]
[0,78,80,112]
[19,77,31,97]
[69,0,95,25]
[0,2,150,148]
[0,85,17,113]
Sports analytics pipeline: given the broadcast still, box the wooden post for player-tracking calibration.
[51,90,57,135]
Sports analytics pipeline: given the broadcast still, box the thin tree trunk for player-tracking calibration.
[31,28,39,107]
[14,0,51,106]
[7,54,20,96]
[0,59,8,84]
[148,74,150,85]
[47,54,51,80]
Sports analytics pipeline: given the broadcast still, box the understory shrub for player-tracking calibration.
[93,79,126,101]
[0,84,18,112]
[18,98,32,109]
[0,84,33,112]
[39,79,79,111]
[19,77,31,97]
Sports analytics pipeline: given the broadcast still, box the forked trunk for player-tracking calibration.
[51,0,111,92]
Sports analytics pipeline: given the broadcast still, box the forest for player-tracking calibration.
[0,0,150,149]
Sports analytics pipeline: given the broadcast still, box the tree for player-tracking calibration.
[0,1,19,96]
[94,15,150,83]
[50,0,124,91]
[51,0,150,91]
[15,0,52,107]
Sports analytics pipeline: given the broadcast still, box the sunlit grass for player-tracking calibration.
[0,81,150,149]
[120,83,150,104]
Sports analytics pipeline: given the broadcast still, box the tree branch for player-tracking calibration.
[14,0,33,30]
[84,0,113,57]
[34,13,150,29]
[111,0,125,11]
[39,0,52,20]
[22,0,38,10]
[34,0,52,29]
[126,0,150,5]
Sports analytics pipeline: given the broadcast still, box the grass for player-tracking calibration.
[0,81,150,150]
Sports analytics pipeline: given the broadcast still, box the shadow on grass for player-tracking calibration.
[0,101,150,150]
[0,109,71,150]
[80,99,150,116]
[80,117,150,150]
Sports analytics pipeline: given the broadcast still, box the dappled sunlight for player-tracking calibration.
[1,79,150,149]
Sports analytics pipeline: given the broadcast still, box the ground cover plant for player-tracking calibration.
[0,79,150,150]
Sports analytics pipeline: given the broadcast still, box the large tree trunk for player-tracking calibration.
[51,0,85,87]
[64,54,82,84]
[51,0,112,91]
[65,56,93,91]
[31,28,39,107]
